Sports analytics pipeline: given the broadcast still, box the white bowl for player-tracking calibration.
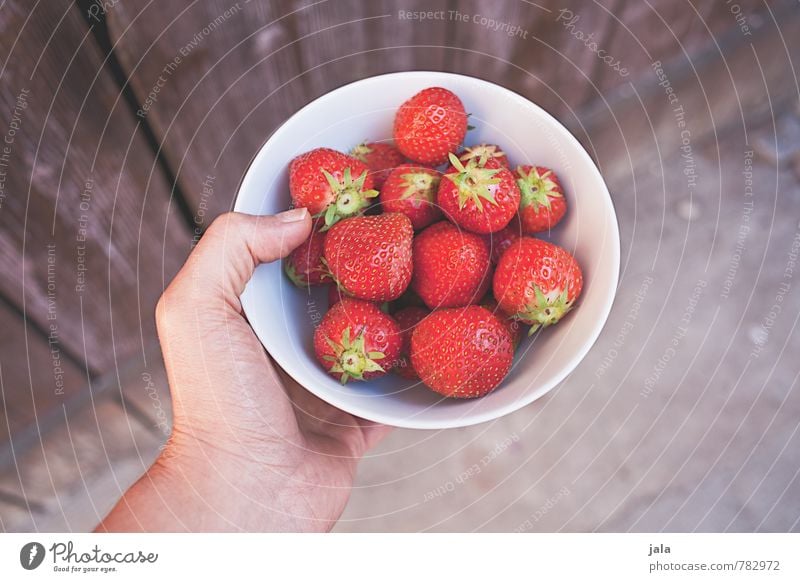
[235,71,619,429]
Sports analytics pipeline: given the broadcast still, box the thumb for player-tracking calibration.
[167,209,312,312]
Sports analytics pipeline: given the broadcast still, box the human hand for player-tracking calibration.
[98,209,390,532]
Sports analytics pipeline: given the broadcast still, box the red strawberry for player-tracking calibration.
[485,215,522,264]
[457,144,509,168]
[289,147,378,228]
[481,296,524,349]
[379,164,442,230]
[323,213,413,302]
[410,305,513,398]
[493,237,583,333]
[393,87,467,166]
[350,142,406,189]
[314,298,401,383]
[393,306,429,380]
[516,165,567,233]
[284,230,327,287]
[438,153,520,234]
[411,221,491,309]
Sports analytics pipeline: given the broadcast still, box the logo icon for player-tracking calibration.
[20,542,45,570]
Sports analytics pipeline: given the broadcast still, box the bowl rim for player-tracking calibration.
[234,71,621,429]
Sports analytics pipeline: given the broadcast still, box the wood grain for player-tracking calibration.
[0,397,160,532]
[105,0,451,218]
[444,0,770,120]
[0,0,189,381]
[106,0,312,219]
[0,304,85,455]
[574,3,800,188]
[288,0,450,100]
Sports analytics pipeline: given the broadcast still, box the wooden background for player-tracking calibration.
[1,0,799,531]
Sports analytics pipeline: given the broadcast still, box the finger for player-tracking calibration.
[169,209,311,311]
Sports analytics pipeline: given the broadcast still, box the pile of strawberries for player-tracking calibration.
[283,87,583,399]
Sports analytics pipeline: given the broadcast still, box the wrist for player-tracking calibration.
[149,427,320,531]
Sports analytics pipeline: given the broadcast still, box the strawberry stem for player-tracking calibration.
[516,284,575,334]
[400,171,439,201]
[324,327,386,383]
[445,152,501,211]
[318,168,378,229]
[517,167,560,212]
[283,261,308,287]
[460,145,502,167]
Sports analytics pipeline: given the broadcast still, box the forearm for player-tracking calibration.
[96,435,332,532]
[96,440,279,532]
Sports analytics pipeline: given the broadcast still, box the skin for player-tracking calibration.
[96,209,390,532]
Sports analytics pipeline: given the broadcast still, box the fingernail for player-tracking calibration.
[277,207,308,222]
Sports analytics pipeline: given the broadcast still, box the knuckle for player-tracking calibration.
[155,286,178,334]
[205,211,240,238]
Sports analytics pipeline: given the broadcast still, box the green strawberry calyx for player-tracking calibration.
[318,256,345,291]
[322,327,386,384]
[516,284,575,334]
[399,171,440,202]
[445,152,501,212]
[283,260,308,287]
[459,145,503,167]
[349,143,372,162]
[517,167,561,212]
[318,167,378,229]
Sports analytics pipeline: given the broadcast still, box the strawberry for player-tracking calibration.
[516,165,567,233]
[350,142,406,189]
[323,213,413,302]
[410,305,513,398]
[457,144,509,168]
[379,164,442,230]
[393,87,467,166]
[485,215,522,264]
[411,221,491,309]
[284,230,327,287]
[314,298,401,384]
[289,147,378,228]
[438,153,520,234]
[493,237,583,333]
[393,306,429,380]
[481,295,524,349]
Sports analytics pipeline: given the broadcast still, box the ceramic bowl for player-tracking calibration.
[234,71,619,429]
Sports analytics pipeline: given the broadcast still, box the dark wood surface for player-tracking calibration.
[0,0,189,377]
[0,303,85,453]
[0,0,185,526]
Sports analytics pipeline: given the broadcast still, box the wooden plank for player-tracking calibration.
[106,0,452,219]
[112,343,172,445]
[0,0,189,376]
[573,3,800,188]
[289,0,450,101]
[445,0,771,120]
[0,397,160,532]
[0,337,170,532]
[106,0,311,219]
[0,304,85,453]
